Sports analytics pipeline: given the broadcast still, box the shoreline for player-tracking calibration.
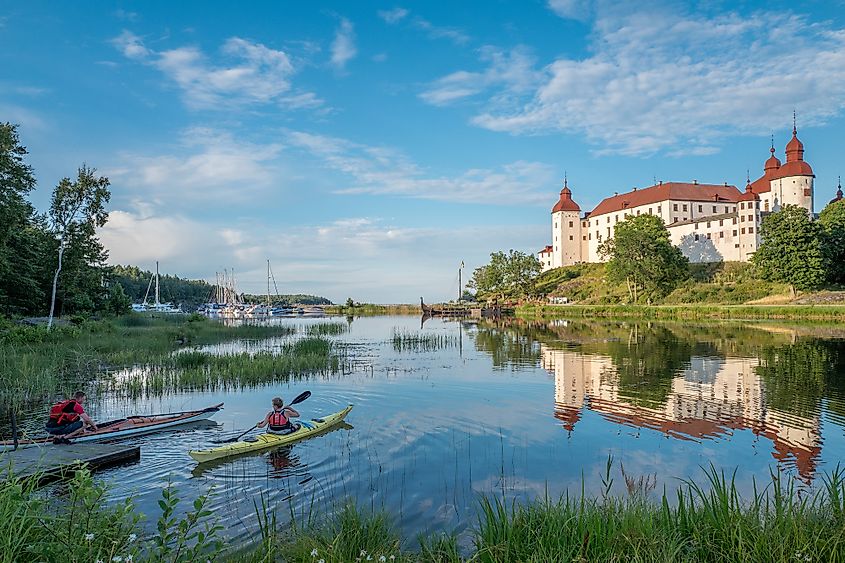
[516,303,845,321]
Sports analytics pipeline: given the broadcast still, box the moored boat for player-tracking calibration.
[1,403,224,450]
[188,405,353,463]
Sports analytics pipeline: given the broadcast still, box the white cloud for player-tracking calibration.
[420,46,540,106]
[111,32,321,110]
[330,18,357,70]
[547,0,590,20]
[378,7,409,24]
[413,17,469,45]
[286,130,555,204]
[109,127,283,205]
[101,209,545,303]
[423,4,845,155]
[111,30,150,60]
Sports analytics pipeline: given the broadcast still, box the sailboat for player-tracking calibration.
[132,262,182,314]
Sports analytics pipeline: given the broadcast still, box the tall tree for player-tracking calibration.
[752,205,826,291]
[468,250,542,300]
[47,165,110,328]
[819,200,845,284]
[598,214,689,302]
[0,123,40,315]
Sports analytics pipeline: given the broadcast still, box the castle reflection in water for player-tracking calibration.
[543,346,821,480]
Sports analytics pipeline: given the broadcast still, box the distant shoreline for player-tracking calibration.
[516,303,845,321]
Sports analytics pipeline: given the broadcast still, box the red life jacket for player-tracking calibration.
[48,400,80,426]
[268,408,289,429]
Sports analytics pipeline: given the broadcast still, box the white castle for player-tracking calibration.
[537,125,841,271]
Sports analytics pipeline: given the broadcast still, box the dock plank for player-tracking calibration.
[1,443,140,485]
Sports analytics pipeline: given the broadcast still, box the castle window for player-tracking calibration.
[706,233,711,239]
[569,235,573,241]
[755,202,760,209]
[555,222,557,228]
[764,201,769,211]
[733,218,737,224]
[648,208,652,214]
[719,219,723,226]
[657,205,662,214]
[698,205,703,212]
[733,230,737,236]
[735,244,740,248]
[694,234,699,241]
[683,217,687,221]
[749,227,754,234]
[569,221,573,228]
[740,202,744,210]
[724,207,729,213]
[673,217,678,223]
[748,215,753,221]
[720,232,724,238]
[706,221,711,228]
[712,206,717,213]
[741,228,746,234]
[733,206,737,212]
[582,236,586,241]
[607,216,610,223]
[740,215,744,222]
[637,210,641,216]
[673,204,678,211]
[607,227,611,237]
[595,231,599,240]
[682,204,688,212]
[694,223,698,230]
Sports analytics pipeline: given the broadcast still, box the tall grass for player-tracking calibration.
[264,463,845,562]
[0,315,298,409]
[391,329,459,352]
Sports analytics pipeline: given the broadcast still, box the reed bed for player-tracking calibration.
[307,322,349,336]
[109,338,347,398]
[391,329,459,353]
[0,315,298,408]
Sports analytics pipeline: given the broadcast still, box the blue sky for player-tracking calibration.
[3,0,845,303]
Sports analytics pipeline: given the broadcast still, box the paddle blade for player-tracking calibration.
[289,390,311,405]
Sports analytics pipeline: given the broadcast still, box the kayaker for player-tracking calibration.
[45,391,98,444]
[256,397,300,435]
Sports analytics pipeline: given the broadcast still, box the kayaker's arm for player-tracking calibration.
[256,411,270,427]
[284,406,300,418]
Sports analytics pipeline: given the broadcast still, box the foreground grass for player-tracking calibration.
[0,314,333,408]
[5,461,845,562]
[518,303,845,321]
[257,464,845,562]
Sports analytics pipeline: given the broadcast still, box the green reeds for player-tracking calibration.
[0,315,298,408]
[307,322,349,336]
[391,329,459,353]
[518,303,845,322]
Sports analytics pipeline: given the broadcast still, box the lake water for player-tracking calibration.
[10,315,845,545]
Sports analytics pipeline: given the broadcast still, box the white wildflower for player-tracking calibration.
[84,533,95,541]
[112,557,123,563]
[390,556,396,561]
[318,560,325,563]
[360,551,367,557]
[95,560,104,563]
[379,556,387,562]
[128,533,137,543]
[367,556,372,561]
[311,548,318,557]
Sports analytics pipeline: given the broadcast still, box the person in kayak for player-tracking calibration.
[256,397,300,435]
[45,391,98,443]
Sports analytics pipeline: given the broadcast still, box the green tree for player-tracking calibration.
[0,122,44,315]
[752,205,826,291]
[468,250,542,300]
[106,282,132,316]
[47,165,111,328]
[598,214,689,302]
[819,200,845,284]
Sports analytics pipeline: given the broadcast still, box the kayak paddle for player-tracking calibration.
[213,390,312,444]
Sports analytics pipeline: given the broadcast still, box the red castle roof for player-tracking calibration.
[552,182,581,213]
[589,182,741,217]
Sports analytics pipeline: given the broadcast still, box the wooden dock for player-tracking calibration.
[1,444,140,485]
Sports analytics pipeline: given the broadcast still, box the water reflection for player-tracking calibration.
[474,319,845,482]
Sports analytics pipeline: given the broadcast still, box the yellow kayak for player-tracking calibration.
[189,405,353,463]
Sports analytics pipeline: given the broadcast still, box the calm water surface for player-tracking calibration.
[11,315,845,544]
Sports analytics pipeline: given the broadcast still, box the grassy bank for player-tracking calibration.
[6,457,845,562]
[517,303,845,321]
[0,314,343,409]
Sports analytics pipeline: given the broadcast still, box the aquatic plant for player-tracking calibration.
[391,329,459,353]
[306,322,349,336]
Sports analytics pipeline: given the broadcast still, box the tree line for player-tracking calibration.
[470,200,845,303]
[0,123,118,319]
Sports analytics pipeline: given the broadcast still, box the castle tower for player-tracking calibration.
[764,118,814,213]
[551,177,582,268]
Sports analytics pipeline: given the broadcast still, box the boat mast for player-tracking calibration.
[155,261,161,305]
[267,260,271,307]
[458,261,464,302]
